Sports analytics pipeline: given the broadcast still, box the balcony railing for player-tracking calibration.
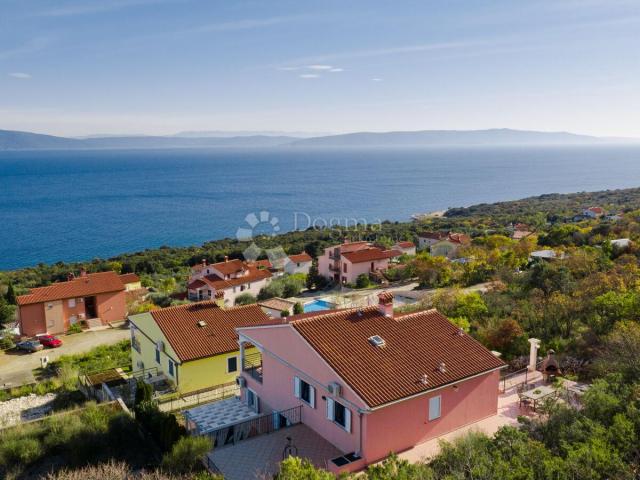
[329,252,341,260]
[243,351,263,383]
[329,263,341,272]
[201,405,302,449]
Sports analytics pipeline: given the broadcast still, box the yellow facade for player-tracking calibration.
[129,311,252,394]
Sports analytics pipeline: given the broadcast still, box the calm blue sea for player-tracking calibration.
[1,145,640,270]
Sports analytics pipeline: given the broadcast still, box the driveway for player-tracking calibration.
[0,327,130,388]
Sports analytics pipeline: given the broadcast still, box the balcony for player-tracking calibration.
[243,351,263,383]
[329,251,341,260]
[328,263,341,272]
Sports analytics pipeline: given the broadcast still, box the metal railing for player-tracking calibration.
[157,381,239,412]
[200,405,302,449]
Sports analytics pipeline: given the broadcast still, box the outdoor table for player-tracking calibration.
[521,385,556,411]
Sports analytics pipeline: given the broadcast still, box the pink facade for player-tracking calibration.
[317,241,400,284]
[237,323,501,473]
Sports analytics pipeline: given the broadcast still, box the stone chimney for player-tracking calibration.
[67,272,75,281]
[377,291,394,318]
[528,338,541,372]
[201,258,207,267]
[224,255,229,263]
[79,269,88,278]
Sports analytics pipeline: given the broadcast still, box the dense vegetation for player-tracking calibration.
[4,187,640,478]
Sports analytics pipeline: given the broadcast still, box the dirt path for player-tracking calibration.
[0,327,130,388]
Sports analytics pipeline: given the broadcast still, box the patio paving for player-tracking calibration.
[399,369,543,463]
[183,397,257,434]
[207,423,343,480]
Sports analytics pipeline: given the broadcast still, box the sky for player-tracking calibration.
[0,0,639,137]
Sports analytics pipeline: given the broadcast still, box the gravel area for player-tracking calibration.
[0,393,56,428]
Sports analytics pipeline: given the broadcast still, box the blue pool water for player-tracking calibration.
[304,299,335,313]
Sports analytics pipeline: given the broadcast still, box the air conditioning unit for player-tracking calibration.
[236,376,247,388]
[328,382,342,397]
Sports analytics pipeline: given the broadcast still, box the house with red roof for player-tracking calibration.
[188,257,273,306]
[583,206,605,219]
[418,232,471,258]
[284,252,313,275]
[17,270,130,336]
[393,240,416,256]
[232,291,505,474]
[317,241,402,284]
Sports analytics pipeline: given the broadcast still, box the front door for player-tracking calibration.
[84,296,97,318]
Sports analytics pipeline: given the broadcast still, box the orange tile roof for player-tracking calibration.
[288,252,312,263]
[200,267,272,291]
[211,258,246,276]
[149,302,280,362]
[17,272,125,306]
[119,273,140,284]
[258,297,297,312]
[290,307,505,408]
[338,241,370,253]
[395,241,415,249]
[342,248,402,264]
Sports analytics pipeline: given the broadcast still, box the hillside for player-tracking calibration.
[288,128,610,147]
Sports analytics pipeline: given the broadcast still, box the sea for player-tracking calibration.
[2,145,640,271]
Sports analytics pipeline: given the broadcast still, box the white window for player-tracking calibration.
[227,356,238,373]
[68,298,76,308]
[428,395,441,421]
[293,376,315,408]
[326,398,351,432]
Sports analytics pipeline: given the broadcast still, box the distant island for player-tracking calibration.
[0,128,637,151]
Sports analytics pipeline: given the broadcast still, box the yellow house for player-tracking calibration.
[128,301,279,394]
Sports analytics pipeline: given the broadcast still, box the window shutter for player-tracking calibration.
[345,408,352,433]
[256,396,260,414]
[309,385,316,408]
[272,412,280,430]
[294,376,301,398]
[326,397,334,421]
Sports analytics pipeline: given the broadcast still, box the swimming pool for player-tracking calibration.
[303,299,335,313]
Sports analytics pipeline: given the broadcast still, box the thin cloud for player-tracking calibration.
[329,68,343,72]
[299,74,319,79]
[9,72,31,79]
[37,0,181,17]
[371,78,383,82]
[282,40,484,66]
[307,65,333,70]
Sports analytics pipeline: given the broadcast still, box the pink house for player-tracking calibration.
[317,241,402,284]
[235,292,505,474]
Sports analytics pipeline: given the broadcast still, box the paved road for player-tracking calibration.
[0,327,130,388]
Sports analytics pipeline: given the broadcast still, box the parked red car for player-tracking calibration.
[38,335,63,348]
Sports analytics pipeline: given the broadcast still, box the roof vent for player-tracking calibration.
[437,362,446,373]
[457,327,465,336]
[420,373,429,385]
[197,320,207,327]
[368,335,386,348]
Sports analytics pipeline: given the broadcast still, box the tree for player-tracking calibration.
[0,297,15,326]
[413,254,454,288]
[4,282,16,305]
[355,274,371,289]
[234,293,257,306]
[161,436,212,474]
[276,457,334,480]
[595,321,640,381]
[293,302,304,315]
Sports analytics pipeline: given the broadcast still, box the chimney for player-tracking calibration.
[67,272,75,281]
[377,291,394,318]
[201,258,207,267]
[224,255,229,263]
[528,338,541,372]
[79,269,88,278]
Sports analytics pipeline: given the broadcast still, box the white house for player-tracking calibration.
[393,241,416,256]
[583,207,604,219]
[258,297,298,318]
[187,258,272,306]
[284,252,313,275]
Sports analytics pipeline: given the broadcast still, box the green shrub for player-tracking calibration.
[234,293,257,306]
[135,401,186,452]
[355,274,371,288]
[161,436,212,474]
[293,302,304,315]
[66,323,83,335]
[0,335,15,350]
